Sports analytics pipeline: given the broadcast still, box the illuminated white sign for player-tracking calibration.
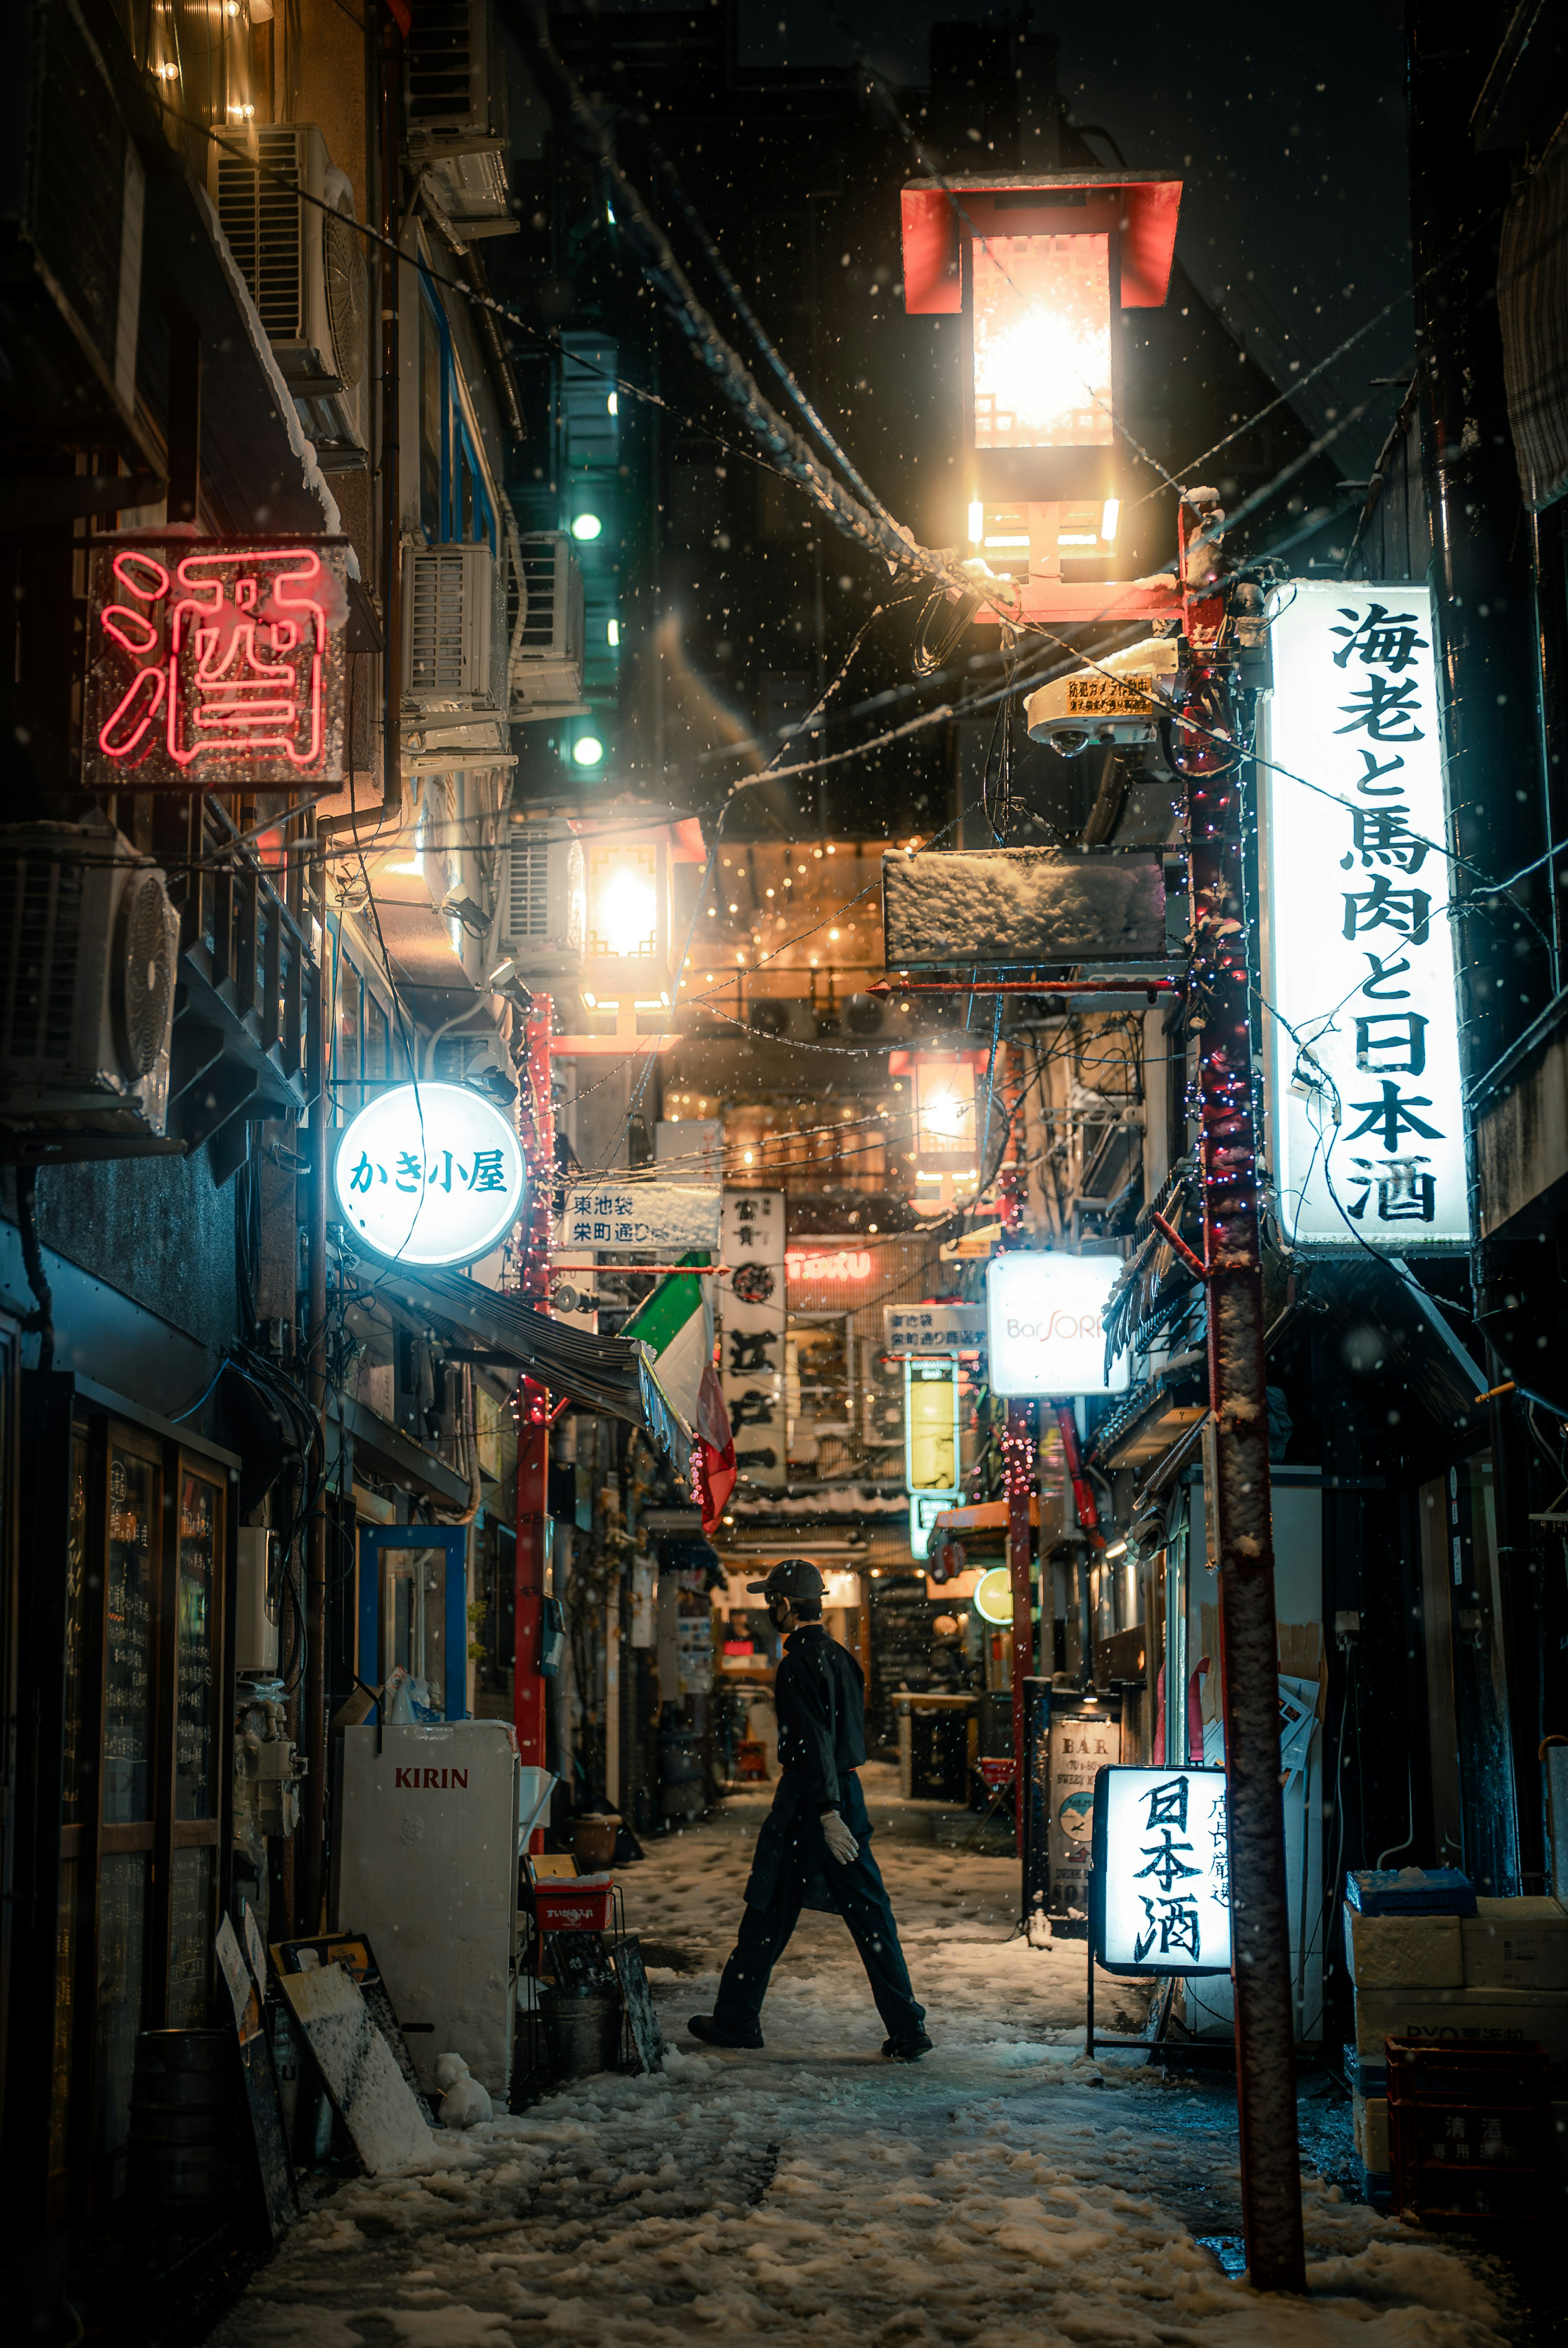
[1092,1764,1231,1977]
[1261,581,1468,1248]
[556,1182,720,1255]
[333,1083,525,1267]
[972,1565,1013,1625]
[984,1252,1129,1398]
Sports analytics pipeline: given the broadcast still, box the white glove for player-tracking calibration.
[821,1809,859,1866]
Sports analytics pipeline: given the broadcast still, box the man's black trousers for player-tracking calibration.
[712,1771,926,2042]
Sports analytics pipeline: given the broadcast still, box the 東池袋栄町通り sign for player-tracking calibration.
[1260,582,1468,1248]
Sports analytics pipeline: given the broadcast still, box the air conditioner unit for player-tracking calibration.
[498,831,587,981]
[510,533,587,721]
[404,542,495,704]
[405,0,509,160]
[214,125,370,450]
[0,821,179,1144]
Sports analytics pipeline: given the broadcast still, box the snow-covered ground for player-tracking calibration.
[213,1766,1514,2348]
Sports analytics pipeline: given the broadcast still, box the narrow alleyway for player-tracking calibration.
[209,1773,1523,2348]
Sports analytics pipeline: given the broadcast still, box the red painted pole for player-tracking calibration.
[1004,1398,1036,1853]
[514,999,554,1796]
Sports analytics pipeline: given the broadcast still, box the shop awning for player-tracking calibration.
[370,1264,655,1432]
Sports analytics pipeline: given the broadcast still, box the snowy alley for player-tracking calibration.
[208,1768,1523,2348]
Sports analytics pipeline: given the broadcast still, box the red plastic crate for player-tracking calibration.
[533,1874,615,1932]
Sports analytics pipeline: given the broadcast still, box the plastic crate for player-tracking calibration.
[1386,2035,1552,2221]
[532,1873,615,1933]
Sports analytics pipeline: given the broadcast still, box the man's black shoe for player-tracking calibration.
[688,2014,764,2049]
[881,2029,933,2061]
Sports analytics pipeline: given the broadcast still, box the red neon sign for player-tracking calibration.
[784,1248,873,1282]
[85,536,349,791]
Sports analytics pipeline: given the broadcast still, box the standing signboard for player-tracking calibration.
[1047,1698,1120,1917]
[719,1190,786,1488]
[1260,580,1468,1248]
[1090,1763,1232,1975]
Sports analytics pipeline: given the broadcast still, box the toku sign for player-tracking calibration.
[85,536,350,790]
[332,1083,526,1268]
[984,1251,1129,1398]
[1091,1764,1232,1977]
[1260,581,1468,1248]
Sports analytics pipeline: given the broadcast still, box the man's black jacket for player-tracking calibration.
[774,1621,867,1810]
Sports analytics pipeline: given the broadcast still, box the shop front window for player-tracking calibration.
[104,1447,156,1824]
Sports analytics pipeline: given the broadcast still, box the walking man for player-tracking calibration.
[689,1558,931,2059]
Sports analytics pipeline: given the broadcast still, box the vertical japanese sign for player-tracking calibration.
[1047,1704,1118,1915]
[719,1190,785,1490]
[85,537,349,790]
[1091,1764,1231,1976]
[1261,581,1468,1247]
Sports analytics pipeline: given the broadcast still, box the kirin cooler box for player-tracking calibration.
[334,1720,521,2101]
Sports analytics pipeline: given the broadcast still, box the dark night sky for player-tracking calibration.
[737,0,1415,485]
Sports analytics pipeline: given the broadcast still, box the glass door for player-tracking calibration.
[167,1461,223,2025]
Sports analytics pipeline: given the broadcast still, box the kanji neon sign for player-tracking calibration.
[85,537,349,791]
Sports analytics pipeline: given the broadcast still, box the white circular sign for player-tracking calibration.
[332,1082,526,1267]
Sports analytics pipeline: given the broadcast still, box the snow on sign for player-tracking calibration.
[85,537,349,791]
[555,1181,721,1255]
[1091,1765,1232,1978]
[984,1251,1128,1397]
[332,1083,526,1268]
[1260,580,1468,1248]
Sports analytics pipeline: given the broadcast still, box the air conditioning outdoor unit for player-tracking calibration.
[498,832,586,981]
[404,542,496,704]
[0,821,179,1145]
[214,124,370,448]
[510,533,587,721]
[404,0,509,160]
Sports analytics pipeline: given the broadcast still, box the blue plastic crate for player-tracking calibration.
[1348,1867,1476,1917]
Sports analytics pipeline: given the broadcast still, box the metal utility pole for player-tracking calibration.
[300,952,330,1934]
[1175,493,1306,2294]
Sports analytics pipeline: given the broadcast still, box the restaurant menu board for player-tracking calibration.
[62,1431,89,1826]
[104,1447,156,1822]
[719,1190,786,1490]
[176,1471,218,1818]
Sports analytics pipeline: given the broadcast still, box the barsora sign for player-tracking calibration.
[1091,1764,1231,1977]
[984,1252,1128,1397]
[1260,581,1468,1247]
[332,1083,526,1268]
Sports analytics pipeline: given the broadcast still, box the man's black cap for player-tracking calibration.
[746,1556,827,1603]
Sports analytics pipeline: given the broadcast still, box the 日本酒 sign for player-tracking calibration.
[332,1083,525,1267]
[1261,581,1468,1247]
[85,537,349,791]
[1091,1764,1231,1977]
[984,1251,1129,1397]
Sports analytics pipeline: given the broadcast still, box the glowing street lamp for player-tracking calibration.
[894,1049,992,1205]
[900,172,1180,582]
[581,840,672,1026]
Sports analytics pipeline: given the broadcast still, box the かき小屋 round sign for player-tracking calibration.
[332,1083,526,1267]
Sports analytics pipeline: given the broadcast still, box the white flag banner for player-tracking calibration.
[1260,580,1469,1250]
[555,1181,721,1256]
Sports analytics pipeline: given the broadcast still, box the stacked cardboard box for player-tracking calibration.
[1343,1886,1568,2205]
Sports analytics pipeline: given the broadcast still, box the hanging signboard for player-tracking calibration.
[85,536,350,792]
[1090,1763,1232,1976]
[720,1190,786,1489]
[555,1180,721,1255]
[333,1083,526,1267]
[1260,580,1468,1248]
[884,1303,987,1356]
[984,1251,1129,1397]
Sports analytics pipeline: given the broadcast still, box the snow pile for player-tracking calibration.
[215,1767,1508,2348]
